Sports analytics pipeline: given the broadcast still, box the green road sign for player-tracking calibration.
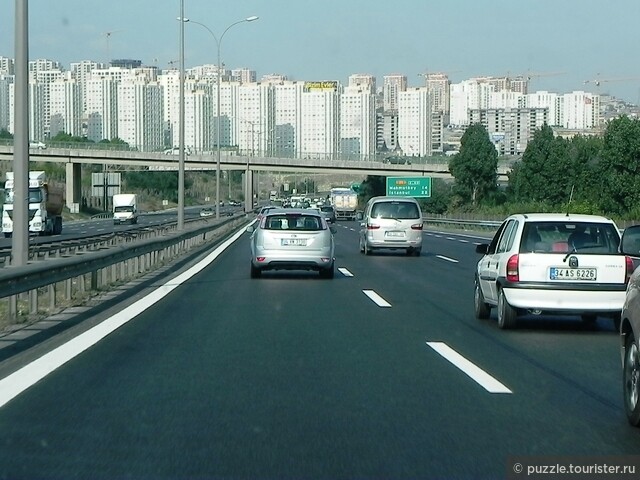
[386,176,432,198]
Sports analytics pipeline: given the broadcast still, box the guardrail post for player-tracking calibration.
[29,289,37,315]
[91,270,98,291]
[65,278,72,300]
[48,283,55,311]
[9,295,18,320]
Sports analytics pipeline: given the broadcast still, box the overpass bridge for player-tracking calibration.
[0,145,512,208]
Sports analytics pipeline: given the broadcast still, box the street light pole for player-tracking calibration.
[177,0,185,230]
[180,16,258,218]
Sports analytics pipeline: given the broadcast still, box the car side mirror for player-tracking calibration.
[355,211,363,221]
[246,225,255,233]
[475,243,489,254]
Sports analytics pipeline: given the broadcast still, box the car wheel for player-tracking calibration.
[359,237,365,254]
[474,280,491,320]
[497,289,517,329]
[413,247,421,257]
[623,332,640,427]
[364,241,373,256]
[250,264,262,278]
[319,262,334,279]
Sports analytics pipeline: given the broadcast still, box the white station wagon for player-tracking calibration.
[474,213,634,329]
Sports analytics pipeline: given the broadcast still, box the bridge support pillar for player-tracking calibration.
[244,169,253,213]
[65,162,82,210]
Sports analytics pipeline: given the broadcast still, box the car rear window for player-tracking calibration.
[371,201,420,220]
[263,214,325,231]
[320,206,334,213]
[520,221,621,254]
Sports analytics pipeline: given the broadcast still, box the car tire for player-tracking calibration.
[497,289,517,329]
[319,262,335,279]
[413,247,421,257]
[623,332,640,427]
[364,242,373,256]
[474,280,491,320]
[250,264,262,279]
[359,238,365,254]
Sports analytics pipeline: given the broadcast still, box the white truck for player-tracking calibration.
[112,193,138,225]
[329,187,358,221]
[2,171,65,237]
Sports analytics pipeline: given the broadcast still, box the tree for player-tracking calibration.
[597,116,640,216]
[420,178,453,215]
[448,123,498,206]
[358,175,386,206]
[508,124,574,207]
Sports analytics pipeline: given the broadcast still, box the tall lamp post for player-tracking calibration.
[181,15,259,218]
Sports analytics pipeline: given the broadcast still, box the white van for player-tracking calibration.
[357,196,423,256]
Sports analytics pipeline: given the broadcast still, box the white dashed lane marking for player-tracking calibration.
[426,342,512,394]
[363,290,392,307]
[436,255,459,263]
[338,268,354,277]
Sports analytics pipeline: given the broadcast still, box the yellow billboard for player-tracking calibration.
[303,81,338,92]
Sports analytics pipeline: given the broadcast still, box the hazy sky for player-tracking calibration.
[2,0,639,103]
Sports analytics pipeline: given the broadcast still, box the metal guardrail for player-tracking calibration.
[0,214,250,328]
[423,216,501,230]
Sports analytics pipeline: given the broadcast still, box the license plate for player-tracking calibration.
[385,231,405,238]
[549,267,597,281]
[281,238,307,246]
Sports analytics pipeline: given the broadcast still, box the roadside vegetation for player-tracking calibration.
[360,117,640,223]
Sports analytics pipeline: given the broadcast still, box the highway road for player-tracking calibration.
[0,221,638,479]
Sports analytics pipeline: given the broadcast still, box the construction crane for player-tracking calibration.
[584,76,640,87]
[102,30,124,64]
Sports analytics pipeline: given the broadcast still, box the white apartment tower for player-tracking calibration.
[383,74,407,112]
[117,79,163,151]
[422,73,451,115]
[398,87,443,157]
[340,84,377,160]
[85,76,119,142]
[300,82,340,159]
[0,74,13,133]
[348,74,376,92]
[48,75,82,137]
[562,91,599,129]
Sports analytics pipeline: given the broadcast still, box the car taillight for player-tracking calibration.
[506,254,519,282]
[625,256,634,284]
[411,223,423,230]
[367,223,380,230]
[256,256,266,262]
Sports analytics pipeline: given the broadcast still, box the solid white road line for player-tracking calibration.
[363,290,392,307]
[436,255,459,263]
[338,268,354,277]
[0,223,251,409]
[426,342,512,394]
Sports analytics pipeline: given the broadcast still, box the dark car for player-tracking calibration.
[320,205,336,223]
[619,224,640,427]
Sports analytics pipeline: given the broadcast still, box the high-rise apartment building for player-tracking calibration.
[117,79,163,151]
[231,69,257,84]
[561,91,599,129]
[348,74,376,93]
[383,74,407,112]
[340,84,376,160]
[0,57,14,75]
[300,81,340,159]
[48,75,82,137]
[398,87,443,157]
[421,73,451,115]
[0,75,13,132]
[469,107,549,155]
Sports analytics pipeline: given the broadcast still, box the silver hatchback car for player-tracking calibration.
[247,208,336,278]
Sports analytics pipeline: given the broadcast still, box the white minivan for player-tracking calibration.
[357,196,423,256]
